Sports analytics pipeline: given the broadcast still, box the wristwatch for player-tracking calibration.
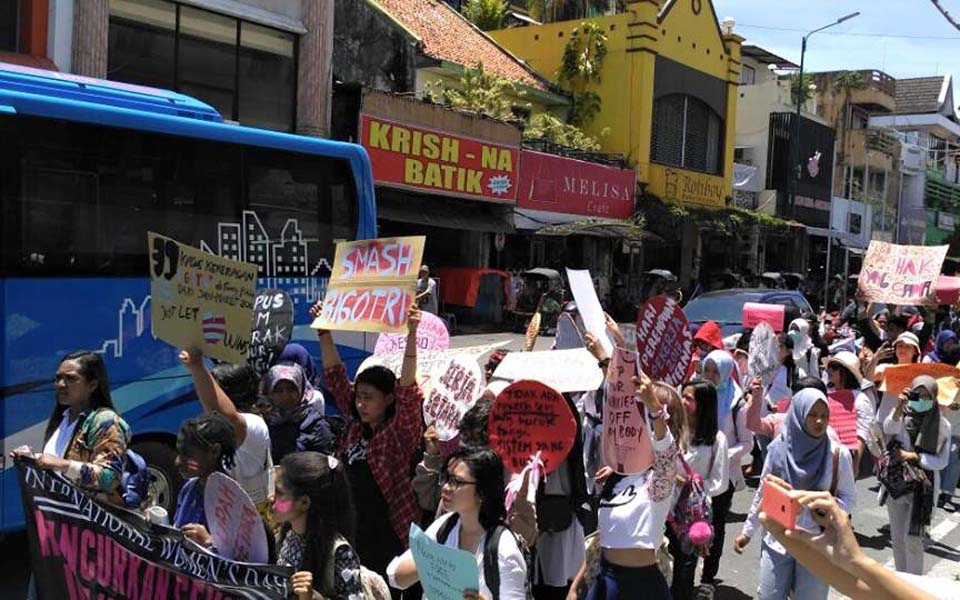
[597,358,611,369]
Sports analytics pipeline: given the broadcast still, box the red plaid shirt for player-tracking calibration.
[324,364,423,548]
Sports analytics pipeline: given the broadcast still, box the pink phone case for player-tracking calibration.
[760,481,800,530]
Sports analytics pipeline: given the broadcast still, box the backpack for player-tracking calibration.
[322,537,390,600]
[437,514,531,600]
[121,449,150,510]
[667,451,714,555]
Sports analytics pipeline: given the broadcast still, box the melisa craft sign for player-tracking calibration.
[360,114,519,202]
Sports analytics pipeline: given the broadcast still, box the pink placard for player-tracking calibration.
[204,472,269,563]
[374,311,450,355]
[742,302,785,332]
[603,348,654,475]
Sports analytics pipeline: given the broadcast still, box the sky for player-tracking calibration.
[713,0,960,79]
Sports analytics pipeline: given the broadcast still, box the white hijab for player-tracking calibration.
[789,318,814,362]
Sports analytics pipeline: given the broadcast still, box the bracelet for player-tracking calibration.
[597,358,611,369]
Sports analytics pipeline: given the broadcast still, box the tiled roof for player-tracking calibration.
[894,76,945,115]
[371,0,549,91]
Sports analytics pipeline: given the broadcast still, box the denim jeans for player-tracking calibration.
[940,436,960,497]
[757,540,829,600]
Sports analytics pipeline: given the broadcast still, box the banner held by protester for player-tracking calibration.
[742,302,785,333]
[409,523,480,600]
[204,472,269,564]
[566,268,614,355]
[422,355,484,441]
[374,310,450,355]
[312,236,425,333]
[880,363,960,405]
[248,289,294,376]
[858,241,949,306]
[488,380,577,475]
[149,232,257,364]
[603,348,654,474]
[635,295,692,386]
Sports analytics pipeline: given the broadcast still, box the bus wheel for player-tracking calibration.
[133,440,183,516]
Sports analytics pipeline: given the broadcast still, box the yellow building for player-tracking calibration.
[491,0,743,212]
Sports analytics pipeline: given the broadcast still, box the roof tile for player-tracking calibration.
[894,76,944,115]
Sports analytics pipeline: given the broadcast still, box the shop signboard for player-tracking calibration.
[517,150,635,218]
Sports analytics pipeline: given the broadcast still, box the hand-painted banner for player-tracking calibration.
[148,232,257,363]
[248,289,294,376]
[880,363,960,406]
[204,473,269,564]
[858,241,949,306]
[17,459,291,600]
[603,348,654,475]
[409,523,480,600]
[748,322,780,381]
[422,355,484,441]
[488,380,577,474]
[635,295,692,386]
[312,236,425,333]
[374,310,450,355]
[361,114,519,202]
[492,348,604,393]
[742,302,785,333]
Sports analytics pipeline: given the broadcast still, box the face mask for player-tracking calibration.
[273,498,293,513]
[908,398,935,413]
[788,331,803,344]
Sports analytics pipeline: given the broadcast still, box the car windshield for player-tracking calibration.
[684,294,763,324]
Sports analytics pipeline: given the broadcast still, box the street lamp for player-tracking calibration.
[789,11,860,219]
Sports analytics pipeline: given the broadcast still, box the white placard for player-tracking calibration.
[566,268,613,355]
[492,348,604,393]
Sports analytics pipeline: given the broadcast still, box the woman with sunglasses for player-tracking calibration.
[388,448,528,600]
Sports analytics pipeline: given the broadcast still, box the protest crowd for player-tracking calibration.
[12,236,960,600]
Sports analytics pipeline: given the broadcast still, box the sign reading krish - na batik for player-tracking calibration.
[149,232,257,363]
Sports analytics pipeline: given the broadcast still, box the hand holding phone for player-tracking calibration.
[760,479,800,531]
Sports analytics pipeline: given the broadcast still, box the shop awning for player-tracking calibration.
[377,192,515,233]
[534,218,663,242]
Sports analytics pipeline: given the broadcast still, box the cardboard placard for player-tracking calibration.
[204,472,269,564]
[555,312,584,350]
[488,380,577,474]
[248,289,294,375]
[409,523,480,600]
[635,295,693,386]
[566,268,614,355]
[827,390,859,450]
[148,232,257,363]
[858,241,949,306]
[374,310,450,355]
[748,322,780,382]
[492,348,604,394]
[311,236,425,333]
[17,460,291,599]
[880,363,960,406]
[603,348,654,475]
[742,302,785,333]
[422,355,484,441]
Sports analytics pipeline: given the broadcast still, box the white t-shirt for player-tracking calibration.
[679,432,730,498]
[226,413,273,504]
[43,410,79,458]
[387,512,528,600]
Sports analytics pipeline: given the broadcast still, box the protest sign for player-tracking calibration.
[603,348,654,475]
[204,472,269,564]
[17,458,291,600]
[409,523,480,600]
[311,236,425,333]
[566,269,613,355]
[742,302,785,333]
[489,380,577,474]
[748,322,780,382]
[827,390,859,449]
[358,342,508,385]
[423,355,484,441]
[858,241,949,306]
[149,232,257,363]
[635,295,692,386]
[248,289,294,375]
[555,312,584,350]
[492,348,603,394]
[880,363,960,406]
[374,310,450,355]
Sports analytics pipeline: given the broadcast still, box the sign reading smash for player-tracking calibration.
[148,232,257,363]
[858,241,949,306]
[312,236,425,333]
[360,114,519,202]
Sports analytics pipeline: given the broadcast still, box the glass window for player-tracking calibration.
[178,6,238,120]
[238,22,295,131]
[0,0,20,52]
[108,0,176,89]
[650,95,684,168]
[651,94,724,175]
[740,64,756,86]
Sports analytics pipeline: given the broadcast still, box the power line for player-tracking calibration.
[737,23,960,41]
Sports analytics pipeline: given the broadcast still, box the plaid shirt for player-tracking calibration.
[324,364,423,548]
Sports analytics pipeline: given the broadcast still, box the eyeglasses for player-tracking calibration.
[440,473,478,491]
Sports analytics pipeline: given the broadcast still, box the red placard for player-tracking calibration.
[518,150,636,218]
[635,295,692,386]
[742,302,785,332]
[603,348,654,474]
[777,390,859,450]
[360,114,519,202]
[488,380,577,474]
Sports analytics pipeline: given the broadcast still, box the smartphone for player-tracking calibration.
[760,480,800,530]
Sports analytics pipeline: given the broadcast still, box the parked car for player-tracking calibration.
[683,288,815,337]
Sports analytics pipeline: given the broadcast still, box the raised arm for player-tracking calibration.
[179,348,247,445]
[399,304,421,387]
[310,302,343,369]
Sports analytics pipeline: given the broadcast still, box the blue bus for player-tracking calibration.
[0,63,379,531]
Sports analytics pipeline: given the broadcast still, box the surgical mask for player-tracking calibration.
[788,330,803,344]
[908,398,935,413]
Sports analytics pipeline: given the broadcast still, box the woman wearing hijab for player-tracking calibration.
[261,364,334,462]
[733,389,856,599]
[824,352,876,477]
[277,343,327,413]
[883,376,952,575]
[698,350,752,591]
[923,330,959,365]
[788,319,820,379]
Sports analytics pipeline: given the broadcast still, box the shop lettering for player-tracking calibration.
[562,176,629,200]
[368,121,460,162]
[404,159,483,193]
[682,176,724,202]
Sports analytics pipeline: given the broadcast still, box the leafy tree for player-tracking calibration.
[424,62,527,121]
[462,0,509,31]
[788,72,815,105]
[556,21,607,126]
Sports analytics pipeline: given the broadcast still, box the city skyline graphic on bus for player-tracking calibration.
[98,211,331,359]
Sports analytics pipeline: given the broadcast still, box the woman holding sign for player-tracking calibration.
[313,302,424,584]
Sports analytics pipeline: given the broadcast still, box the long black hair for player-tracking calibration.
[45,351,116,442]
[779,333,799,389]
[683,379,719,447]
[278,452,356,596]
[443,448,506,531]
[353,366,397,437]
